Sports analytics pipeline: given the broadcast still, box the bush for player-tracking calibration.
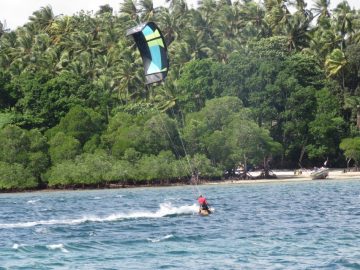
[0,162,38,190]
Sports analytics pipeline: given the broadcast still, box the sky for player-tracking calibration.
[0,0,360,30]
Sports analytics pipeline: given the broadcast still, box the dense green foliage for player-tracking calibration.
[340,137,360,169]
[0,0,360,190]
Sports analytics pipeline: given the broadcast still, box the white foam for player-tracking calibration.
[27,199,40,204]
[147,234,174,243]
[0,203,198,229]
[12,243,24,249]
[35,227,49,234]
[47,244,69,253]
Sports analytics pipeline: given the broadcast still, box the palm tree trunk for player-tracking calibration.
[298,145,306,168]
[244,154,248,180]
[357,105,360,130]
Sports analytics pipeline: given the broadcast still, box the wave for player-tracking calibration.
[26,199,41,204]
[0,203,198,229]
[46,244,69,253]
[12,243,26,250]
[12,243,69,253]
[147,234,174,243]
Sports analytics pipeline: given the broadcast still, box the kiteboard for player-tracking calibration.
[199,208,213,216]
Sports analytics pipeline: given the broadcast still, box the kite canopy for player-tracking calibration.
[126,22,169,85]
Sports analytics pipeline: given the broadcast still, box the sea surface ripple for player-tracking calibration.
[1,179,360,269]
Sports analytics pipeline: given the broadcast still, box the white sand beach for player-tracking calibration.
[214,169,360,185]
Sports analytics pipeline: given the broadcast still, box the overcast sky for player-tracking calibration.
[1,0,359,30]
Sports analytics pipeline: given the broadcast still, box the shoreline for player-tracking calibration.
[216,174,360,186]
[1,169,360,194]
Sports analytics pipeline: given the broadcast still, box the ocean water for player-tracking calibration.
[1,179,360,269]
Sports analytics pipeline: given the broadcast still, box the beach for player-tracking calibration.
[216,169,360,185]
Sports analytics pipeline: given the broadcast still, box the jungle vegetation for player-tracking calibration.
[0,0,359,190]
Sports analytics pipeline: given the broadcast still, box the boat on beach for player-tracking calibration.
[310,167,329,179]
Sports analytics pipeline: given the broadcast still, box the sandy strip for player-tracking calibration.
[207,169,360,185]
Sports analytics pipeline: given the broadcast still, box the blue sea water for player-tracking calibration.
[1,179,360,270]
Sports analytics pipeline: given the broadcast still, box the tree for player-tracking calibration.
[264,0,290,34]
[48,132,81,164]
[325,48,347,88]
[28,6,57,32]
[137,113,182,156]
[8,71,100,128]
[226,117,282,177]
[183,96,280,175]
[340,137,360,170]
[47,105,104,145]
[0,162,38,190]
[0,125,49,184]
[307,88,346,162]
[0,20,9,38]
[101,111,144,158]
[312,0,331,21]
[139,0,156,21]
[283,12,312,51]
[27,129,50,179]
[176,59,224,113]
[189,153,222,179]
[333,1,354,50]
[120,0,139,22]
[282,86,317,167]
[0,125,30,165]
[96,5,113,15]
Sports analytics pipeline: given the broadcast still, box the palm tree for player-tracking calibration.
[181,20,213,60]
[283,13,312,51]
[114,41,144,103]
[158,8,184,45]
[150,84,177,112]
[312,0,331,24]
[333,1,355,50]
[139,0,156,21]
[28,6,57,33]
[308,17,342,61]
[0,31,17,68]
[120,0,139,23]
[198,0,218,25]
[12,29,34,66]
[215,3,243,40]
[49,16,74,45]
[0,20,9,38]
[167,40,191,77]
[325,48,347,88]
[192,8,216,41]
[166,0,188,14]
[71,32,100,58]
[239,1,269,38]
[96,4,113,15]
[264,0,291,34]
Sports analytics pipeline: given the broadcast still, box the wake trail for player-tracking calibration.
[0,203,199,229]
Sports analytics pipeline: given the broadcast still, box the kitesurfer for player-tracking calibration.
[198,195,210,212]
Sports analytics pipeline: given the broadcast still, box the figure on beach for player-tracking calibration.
[323,158,329,167]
